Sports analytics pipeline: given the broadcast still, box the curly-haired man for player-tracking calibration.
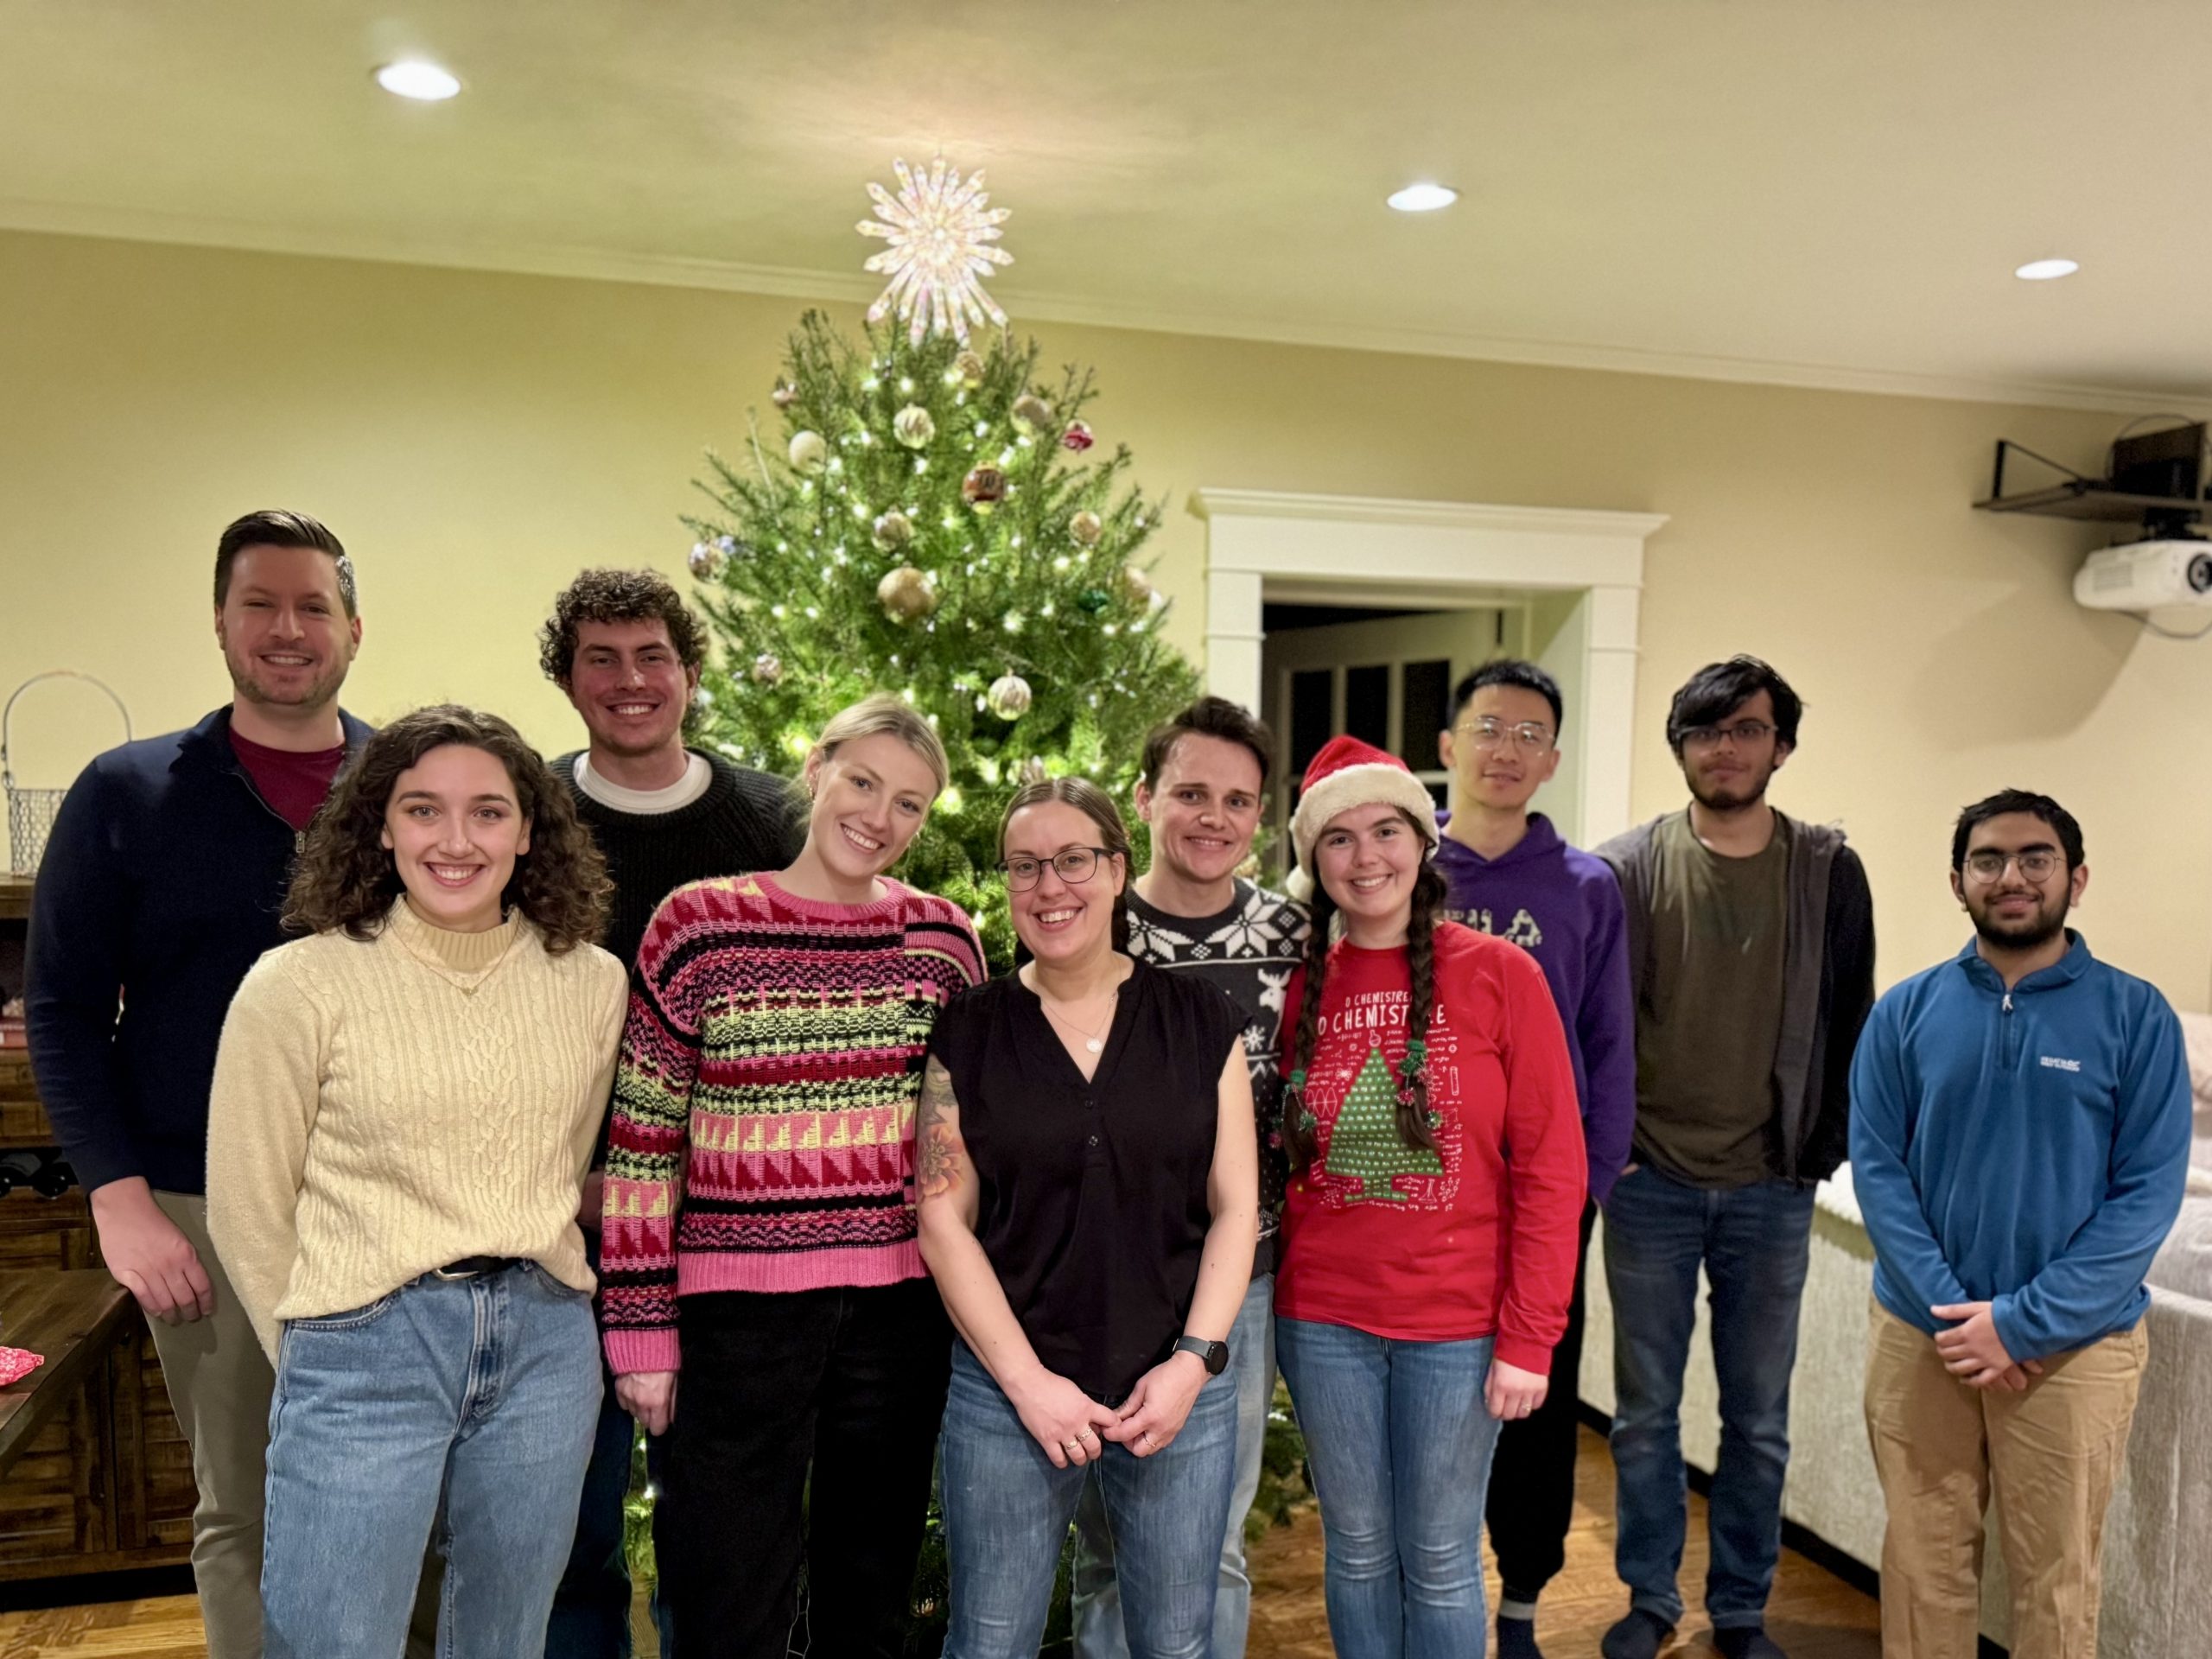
[537,567,799,1657]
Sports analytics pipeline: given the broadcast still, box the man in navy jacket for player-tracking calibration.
[26,511,369,1659]
[1852,789,2188,1659]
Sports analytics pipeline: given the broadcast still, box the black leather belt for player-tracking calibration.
[433,1255,523,1281]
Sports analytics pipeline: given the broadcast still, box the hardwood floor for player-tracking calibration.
[0,1426,1879,1656]
[1249,1424,1881,1658]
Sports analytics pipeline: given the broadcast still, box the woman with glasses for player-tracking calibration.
[918,777,1258,1659]
[206,706,626,1659]
[598,695,984,1659]
[1273,736,1586,1659]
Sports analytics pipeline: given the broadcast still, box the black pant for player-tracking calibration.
[1484,1198,1599,1601]
[662,1279,952,1659]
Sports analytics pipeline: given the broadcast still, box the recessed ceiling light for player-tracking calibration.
[1387,182,1459,213]
[2015,257,2079,281]
[375,60,461,101]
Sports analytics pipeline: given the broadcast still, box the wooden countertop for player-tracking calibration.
[0,1269,130,1476]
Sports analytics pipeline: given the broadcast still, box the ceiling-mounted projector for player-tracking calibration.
[2074,539,2212,611]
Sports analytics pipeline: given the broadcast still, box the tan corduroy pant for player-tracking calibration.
[1862,1299,2146,1659]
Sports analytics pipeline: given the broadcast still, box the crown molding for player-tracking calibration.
[1190,488,1669,543]
[6,197,2208,420]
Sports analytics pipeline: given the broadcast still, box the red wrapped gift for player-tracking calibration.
[0,1347,45,1386]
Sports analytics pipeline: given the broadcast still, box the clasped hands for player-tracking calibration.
[1930,1300,2044,1391]
[1013,1351,1210,1469]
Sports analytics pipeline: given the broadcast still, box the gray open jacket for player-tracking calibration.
[1596,809,1877,1184]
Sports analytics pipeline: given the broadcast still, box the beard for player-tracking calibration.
[1968,890,2071,953]
[223,638,351,714]
[1686,755,1778,812]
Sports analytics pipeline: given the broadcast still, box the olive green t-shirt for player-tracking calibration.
[1630,810,1789,1187]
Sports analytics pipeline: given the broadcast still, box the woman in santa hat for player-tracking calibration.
[1274,734,1587,1659]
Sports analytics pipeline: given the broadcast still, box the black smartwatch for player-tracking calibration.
[1173,1335,1230,1376]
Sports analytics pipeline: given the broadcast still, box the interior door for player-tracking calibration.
[1259,607,1523,875]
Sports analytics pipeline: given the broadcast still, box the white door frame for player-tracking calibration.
[1188,489,1669,845]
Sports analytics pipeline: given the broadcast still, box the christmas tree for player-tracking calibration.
[680,301,1197,966]
[1324,1046,1445,1203]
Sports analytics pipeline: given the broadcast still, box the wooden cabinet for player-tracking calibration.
[0,872,194,1580]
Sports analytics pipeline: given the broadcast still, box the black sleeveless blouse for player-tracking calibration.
[928,957,1247,1403]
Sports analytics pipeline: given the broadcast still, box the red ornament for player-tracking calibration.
[963,465,1008,514]
[1059,421,1095,453]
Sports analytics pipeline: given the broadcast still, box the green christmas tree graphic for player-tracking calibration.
[1324,1046,1445,1204]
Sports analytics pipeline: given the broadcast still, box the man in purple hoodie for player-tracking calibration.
[1434,658,1635,1659]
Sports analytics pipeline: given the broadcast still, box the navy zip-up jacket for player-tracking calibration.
[1849,931,2190,1360]
[24,705,373,1195]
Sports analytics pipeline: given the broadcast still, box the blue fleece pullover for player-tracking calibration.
[1434,812,1636,1204]
[1849,932,2190,1359]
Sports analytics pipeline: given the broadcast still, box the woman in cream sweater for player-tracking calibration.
[207,704,626,1659]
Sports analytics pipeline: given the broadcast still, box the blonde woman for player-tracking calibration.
[599,695,985,1659]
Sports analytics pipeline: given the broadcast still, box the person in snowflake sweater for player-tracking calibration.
[597,696,984,1659]
[1274,736,1586,1659]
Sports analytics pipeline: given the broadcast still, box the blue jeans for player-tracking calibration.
[1274,1318,1503,1659]
[261,1264,602,1659]
[1602,1165,1815,1630]
[1071,1273,1277,1659]
[940,1340,1237,1659]
[546,1232,675,1659]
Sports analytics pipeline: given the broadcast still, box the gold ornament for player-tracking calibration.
[687,541,727,581]
[871,510,914,552]
[986,672,1033,720]
[788,430,829,474]
[955,349,987,389]
[875,565,937,622]
[963,465,1007,514]
[749,653,783,685]
[1018,756,1048,786]
[1011,393,1055,438]
[1069,510,1103,547]
[771,376,798,409]
[1120,564,1159,608]
[893,404,936,449]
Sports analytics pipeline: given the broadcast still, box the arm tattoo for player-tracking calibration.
[916,1058,966,1203]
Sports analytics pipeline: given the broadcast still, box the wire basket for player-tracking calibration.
[3,672,132,875]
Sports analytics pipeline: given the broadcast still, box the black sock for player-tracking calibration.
[1600,1608,1676,1659]
[1714,1627,1785,1659]
[1495,1606,1543,1659]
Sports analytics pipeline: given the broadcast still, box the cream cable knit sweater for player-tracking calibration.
[207,899,627,1360]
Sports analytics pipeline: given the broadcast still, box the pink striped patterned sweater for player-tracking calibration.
[599,872,983,1375]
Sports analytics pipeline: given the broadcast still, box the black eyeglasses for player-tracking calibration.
[1680,720,1776,753]
[999,847,1117,891]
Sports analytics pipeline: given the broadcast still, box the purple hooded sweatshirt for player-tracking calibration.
[1433,811,1636,1205]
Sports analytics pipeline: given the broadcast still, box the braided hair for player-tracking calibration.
[1281,819,1450,1172]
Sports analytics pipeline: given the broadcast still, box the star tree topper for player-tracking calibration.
[857,156,1013,347]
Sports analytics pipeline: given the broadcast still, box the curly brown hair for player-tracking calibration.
[538,568,707,689]
[283,705,611,953]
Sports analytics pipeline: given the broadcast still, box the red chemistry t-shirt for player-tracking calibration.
[1275,922,1587,1375]
[228,729,348,833]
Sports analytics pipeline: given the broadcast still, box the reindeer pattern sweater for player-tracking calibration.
[600,873,984,1375]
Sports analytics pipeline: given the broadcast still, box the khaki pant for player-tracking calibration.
[149,1192,275,1659]
[1863,1300,2146,1659]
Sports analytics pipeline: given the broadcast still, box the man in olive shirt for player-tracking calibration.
[1594,657,1874,1659]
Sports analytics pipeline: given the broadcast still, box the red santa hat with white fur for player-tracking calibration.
[1285,734,1440,903]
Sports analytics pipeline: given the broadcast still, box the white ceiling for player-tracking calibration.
[5,0,2207,411]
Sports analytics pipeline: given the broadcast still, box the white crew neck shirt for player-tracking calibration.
[574,751,712,816]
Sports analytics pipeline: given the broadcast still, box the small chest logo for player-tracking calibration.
[2038,1055,2082,1073]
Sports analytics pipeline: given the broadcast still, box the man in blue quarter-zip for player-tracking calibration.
[1851,789,2189,1659]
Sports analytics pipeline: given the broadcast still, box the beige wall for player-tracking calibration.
[3,228,2203,1007]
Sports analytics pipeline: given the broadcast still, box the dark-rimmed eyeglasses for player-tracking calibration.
[1680,720,1776,753]
[999,847,1118,891]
